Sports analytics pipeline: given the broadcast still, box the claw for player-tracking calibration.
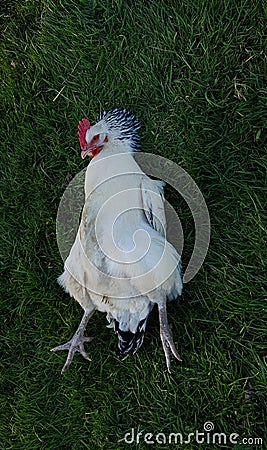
[51,309,95,373]
[160,331,182,373]
[158,300,181,372]
[51,336,93,373]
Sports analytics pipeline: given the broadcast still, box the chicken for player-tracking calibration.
[51,108,183,373]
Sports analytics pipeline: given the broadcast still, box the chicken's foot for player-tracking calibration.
[158,299,181,373]
[51,309,95,374]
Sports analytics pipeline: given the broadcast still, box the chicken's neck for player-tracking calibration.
[84,142,143,199]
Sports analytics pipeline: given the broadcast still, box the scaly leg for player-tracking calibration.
[51,309,95,374]
[158,299,181,373]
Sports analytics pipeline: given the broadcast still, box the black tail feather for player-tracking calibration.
[115,318,147,360]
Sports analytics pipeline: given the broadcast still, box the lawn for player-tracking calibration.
[0,0,266,449]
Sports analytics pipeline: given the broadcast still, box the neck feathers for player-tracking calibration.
[97,107,141,152]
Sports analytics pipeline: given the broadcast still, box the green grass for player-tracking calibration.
[0,0,266,448]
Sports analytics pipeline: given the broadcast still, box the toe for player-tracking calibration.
[79,344,91,361]
[50,342,71,352]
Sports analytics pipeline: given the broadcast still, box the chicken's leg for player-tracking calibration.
[51,309,95,374]
[158,299,181,373]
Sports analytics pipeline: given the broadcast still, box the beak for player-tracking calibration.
[81,149,93,159]
[81,144,105,159]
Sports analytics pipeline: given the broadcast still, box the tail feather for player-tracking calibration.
[115,318,147,360]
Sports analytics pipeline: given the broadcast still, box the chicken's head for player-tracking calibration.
[78,117,108,159]
[78,108,141,159]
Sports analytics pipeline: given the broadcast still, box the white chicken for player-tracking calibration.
[51,108,183,373]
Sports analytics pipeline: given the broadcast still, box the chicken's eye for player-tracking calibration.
[92,134,99,142]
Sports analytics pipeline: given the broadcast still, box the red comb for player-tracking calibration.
[78,118,90,150]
